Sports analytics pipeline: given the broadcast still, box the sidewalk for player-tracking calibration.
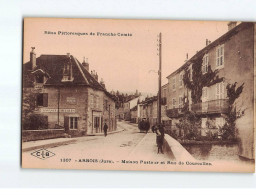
[22,125,125,152]
[128,133,173,161]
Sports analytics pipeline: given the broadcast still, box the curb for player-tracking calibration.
[22,128,125,152]
[22,139,77,152]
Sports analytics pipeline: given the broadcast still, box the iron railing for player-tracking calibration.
[191,99,229,114]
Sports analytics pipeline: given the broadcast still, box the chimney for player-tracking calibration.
[206,39,211,46]
[67,53,70,58]
[100,78,106,89]
[95,72,98,81]
[30,47,36,70]
[82,57,89,71]
[185,53,188,62]
[228,21,237,31]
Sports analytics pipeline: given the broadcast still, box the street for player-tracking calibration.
[22,121,173,170]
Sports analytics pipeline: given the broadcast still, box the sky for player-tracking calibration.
[23,18,229,94]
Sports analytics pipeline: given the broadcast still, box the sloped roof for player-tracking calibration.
[23,54,114,99]
[140,96,158,105]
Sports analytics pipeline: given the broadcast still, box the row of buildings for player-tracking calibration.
[123,84,169,127]
[23,48,116,136]
[121,22,254,160]
[164,22,255,160]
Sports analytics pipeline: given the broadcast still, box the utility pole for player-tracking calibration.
[157,33,162,124]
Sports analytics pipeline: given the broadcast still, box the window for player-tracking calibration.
[104,99,108,110]
[202,54,209,74]
[95,96,99,108]
[36,93,48,107]
[202,87,208,102]
[189,67,193,81]
[90,94,94,108]
[172,77,176,91]
[172,98,176,109]
[216,44,224,68]
[179,73,183,87]
[216,82,225,99]
[70,117,78,129]
[178,96,183,108]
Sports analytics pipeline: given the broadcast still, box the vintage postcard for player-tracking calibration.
[22,18,255,172]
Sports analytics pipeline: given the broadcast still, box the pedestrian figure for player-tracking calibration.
[155,124,165,154]
[103,123,108,137]
[151,125,156,133]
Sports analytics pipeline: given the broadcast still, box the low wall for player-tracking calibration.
[163,134,195,161]
[22,129,67,142]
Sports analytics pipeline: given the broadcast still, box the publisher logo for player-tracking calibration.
[31,149,55,160]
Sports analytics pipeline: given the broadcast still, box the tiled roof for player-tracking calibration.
[23,54,114,99]
[140,96,158,105]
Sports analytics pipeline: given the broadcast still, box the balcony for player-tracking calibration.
[166,108,183,118]
[191,99,229,114]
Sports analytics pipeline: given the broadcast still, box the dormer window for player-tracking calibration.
[35,74,44,83]
[62,63,74,82]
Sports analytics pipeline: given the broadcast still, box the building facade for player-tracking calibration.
[165,22,255,160]
[23,49,116,136]
[123,96,145,121]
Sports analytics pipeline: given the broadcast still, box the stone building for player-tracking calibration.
[123,95,145,121]
[23,48,116,136]
[165,22,255,160]
[138,92,169,128]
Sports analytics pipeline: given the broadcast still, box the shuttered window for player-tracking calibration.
[216,44,224,68]
[172,98,176,108]
[216,82,225,99]
[172,77,176,91]
[36,93,48,107]
[179,73,183,87]
[178,96,183,108]
[70,117,78,130]
[202,54,209,74]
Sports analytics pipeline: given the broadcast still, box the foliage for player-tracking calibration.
[23,114,48,130]
[175,111,201,140]
[22,88,36,123]
[220,82,244,140]
[183,57,221,104]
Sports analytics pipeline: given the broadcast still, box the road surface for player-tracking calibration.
[22,121,173,170]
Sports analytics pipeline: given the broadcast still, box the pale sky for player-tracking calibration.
[23,18,229,94]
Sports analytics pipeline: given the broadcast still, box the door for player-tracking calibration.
[64,116,69,131]
[92,111,102,133]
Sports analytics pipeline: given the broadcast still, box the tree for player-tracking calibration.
[220,82,244,140]
[183,57,221,104]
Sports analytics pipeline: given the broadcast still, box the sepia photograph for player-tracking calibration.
[21,18,255,172]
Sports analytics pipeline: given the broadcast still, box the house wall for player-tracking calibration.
[165,23,255,159]
[223,23,254,159]
[167,69,188,109]
[36,85,88,136]
[87,88,116,134]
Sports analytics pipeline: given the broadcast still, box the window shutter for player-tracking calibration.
[43,93,48,107]
[216,84,220,99]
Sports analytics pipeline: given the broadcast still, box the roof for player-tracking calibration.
[140,96,158,105]
[130,105,138,111]
[23,54,115,100]
[166,22,253,79]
